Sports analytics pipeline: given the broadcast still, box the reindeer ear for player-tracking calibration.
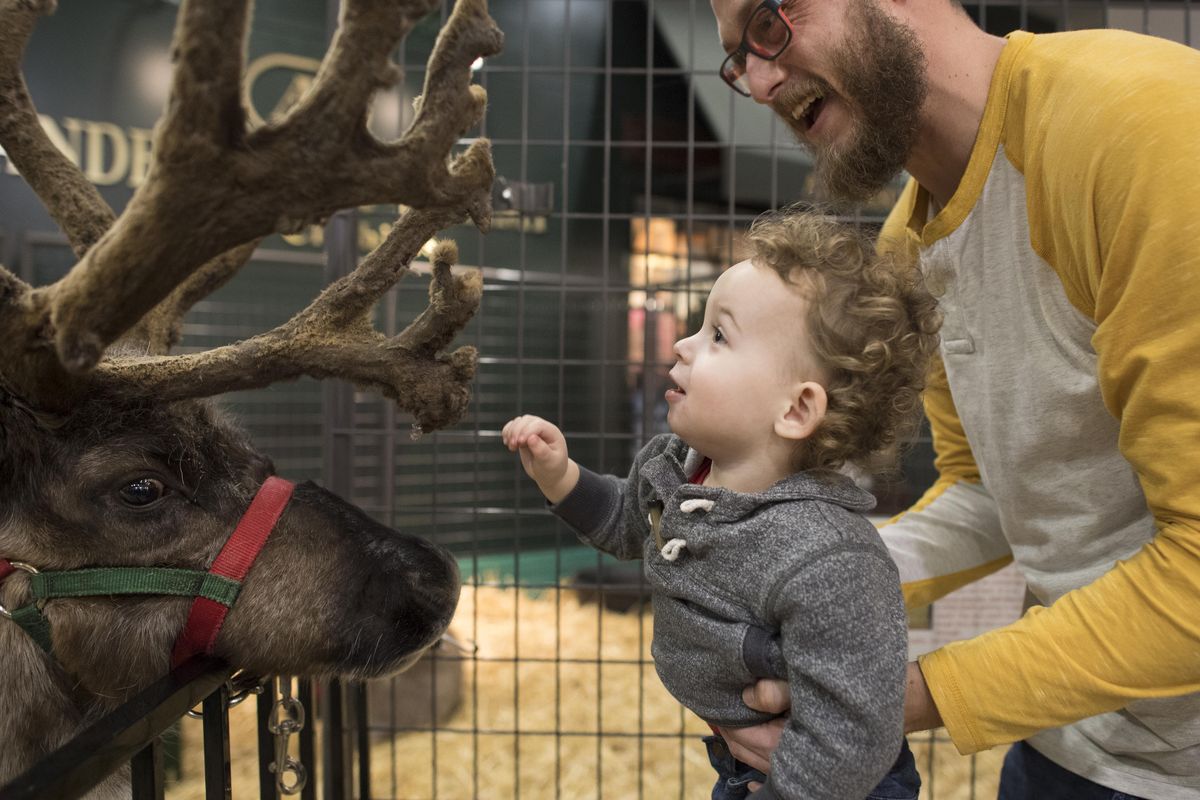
[0,386,66,431]
[774,381,828,442]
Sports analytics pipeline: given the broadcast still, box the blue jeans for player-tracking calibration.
[998,741,1148,800]
[703,736,920,800]
[867,739,920,800]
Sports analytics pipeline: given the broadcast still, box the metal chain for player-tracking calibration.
[267,676,307,796]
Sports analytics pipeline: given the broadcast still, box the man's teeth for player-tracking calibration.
[791,93,824,123]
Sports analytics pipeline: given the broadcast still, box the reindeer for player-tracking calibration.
[0,0,504,794]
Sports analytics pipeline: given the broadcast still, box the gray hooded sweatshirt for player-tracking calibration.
[551,434,907,800]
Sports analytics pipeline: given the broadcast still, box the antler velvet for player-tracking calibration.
[0,0,501,431]
[98,207,484,433]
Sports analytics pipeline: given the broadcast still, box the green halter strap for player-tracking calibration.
[2,476,295,663]
[1,564,241,655]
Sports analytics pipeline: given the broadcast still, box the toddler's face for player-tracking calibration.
[666,260,820,461]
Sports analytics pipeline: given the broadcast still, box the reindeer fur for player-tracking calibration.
[0,0,504,793]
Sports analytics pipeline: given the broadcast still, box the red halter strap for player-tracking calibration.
[171,476,295,667]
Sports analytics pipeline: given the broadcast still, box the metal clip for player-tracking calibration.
[273,756,307,796]
[268,678,308,796]
[0,562,40,618]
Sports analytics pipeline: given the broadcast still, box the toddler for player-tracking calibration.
[503,210,940,799]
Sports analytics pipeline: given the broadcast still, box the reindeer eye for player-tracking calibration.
[118,478,168,508]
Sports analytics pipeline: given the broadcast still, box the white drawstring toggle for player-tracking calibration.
[661,538,688,561]
[659,498,712,561]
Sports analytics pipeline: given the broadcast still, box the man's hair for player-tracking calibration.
[746,208,941,472]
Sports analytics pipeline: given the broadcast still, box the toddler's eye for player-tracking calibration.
[712,327,726,344]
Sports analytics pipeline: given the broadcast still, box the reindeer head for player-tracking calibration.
[0,0,502,782]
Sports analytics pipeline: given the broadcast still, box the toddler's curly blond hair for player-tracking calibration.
[747,209,941,472]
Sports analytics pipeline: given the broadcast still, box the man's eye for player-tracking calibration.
[751,14,778,37]
[118,478,168,508]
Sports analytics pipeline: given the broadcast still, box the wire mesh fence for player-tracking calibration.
[2,0,1195,797]
[315,2,1192,798]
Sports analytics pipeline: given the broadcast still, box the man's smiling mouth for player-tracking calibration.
[791,92,826,130]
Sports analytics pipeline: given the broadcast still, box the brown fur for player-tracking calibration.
[0,0,506,793]
[0,384,464,791]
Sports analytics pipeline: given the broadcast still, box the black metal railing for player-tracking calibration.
[0,659,358,800]
[0,657,232,800]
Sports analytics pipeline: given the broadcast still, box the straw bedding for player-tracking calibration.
[166,584,1002,799]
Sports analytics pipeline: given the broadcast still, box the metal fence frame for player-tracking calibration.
[1,1,1194,799]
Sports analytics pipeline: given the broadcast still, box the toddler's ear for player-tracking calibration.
[774,381,827,441]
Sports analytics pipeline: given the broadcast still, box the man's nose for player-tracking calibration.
[745,52,785,104]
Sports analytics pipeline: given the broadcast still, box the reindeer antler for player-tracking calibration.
[0,0,114,257]
[0,0,501,428]
[3,0,500,376]
[98,205,483,433]
[0,0,261,361]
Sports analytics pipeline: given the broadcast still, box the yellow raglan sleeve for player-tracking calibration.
[876,189,1012,610]
[917,34,1200,753]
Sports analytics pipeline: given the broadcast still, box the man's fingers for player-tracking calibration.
[743,679,790,713]
[721,723,778,773]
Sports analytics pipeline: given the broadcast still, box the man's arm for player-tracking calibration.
[916,34,1200,752]
[880,355,1013,607]
[724,658,943,777]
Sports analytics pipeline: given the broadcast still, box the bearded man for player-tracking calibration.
[708,0,1200,797]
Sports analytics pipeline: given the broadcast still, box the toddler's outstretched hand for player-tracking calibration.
[501,415,580,503]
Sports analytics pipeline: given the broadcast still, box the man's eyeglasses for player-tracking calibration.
[719,0,796,97]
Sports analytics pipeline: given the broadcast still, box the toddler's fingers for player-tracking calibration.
[503,416,537,450]
[530,418,561,445]
[502,418,523,450]
[512,420,536,448]
[525,434,552,460]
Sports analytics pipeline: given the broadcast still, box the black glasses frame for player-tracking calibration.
[719,0,796,97]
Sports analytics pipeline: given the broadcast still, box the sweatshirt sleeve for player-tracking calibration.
[756,548,907,800]
[917,34,1200,752]
[549,435,672,561]
[549,466,645,560]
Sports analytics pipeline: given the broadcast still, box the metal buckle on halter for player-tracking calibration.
[0,561,40,618]
[185,670,266,719]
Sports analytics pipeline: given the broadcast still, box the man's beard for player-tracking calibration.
[773,0,928,203]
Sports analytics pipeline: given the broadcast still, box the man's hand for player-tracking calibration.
[717,679,790,774]
[501,415,580,503]
[722,663,942,789]
[904,661,943,733]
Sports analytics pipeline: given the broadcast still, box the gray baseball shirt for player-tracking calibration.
[551,434,907,800]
